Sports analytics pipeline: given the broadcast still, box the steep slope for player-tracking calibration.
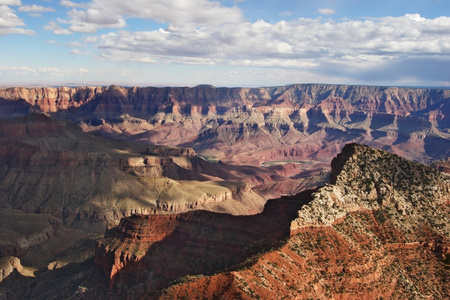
[1,84,448,174]
[1,143,448,299]
[156,144,450,299]
[94,192,312,295]
[0,113,325,286]
[0,114,283,290]
[0,115,275,230]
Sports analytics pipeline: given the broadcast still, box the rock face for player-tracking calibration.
[0,256,35,282]
[1,143,449,299]
[0,84,449,169]
[0,209,62,258]
[0,82,449,298]
[0,114,275,236]
[96,143,448,299]
[431,157,450,175]
[94,191,313,296]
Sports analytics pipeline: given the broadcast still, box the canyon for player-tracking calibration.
[1,143,447,299]
[0,84,449,299]
[94,144,449,299]
[0,84,449,168]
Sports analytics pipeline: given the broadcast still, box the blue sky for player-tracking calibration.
[0,0,449,87]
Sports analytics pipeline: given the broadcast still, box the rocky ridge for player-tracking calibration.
[94,191,312,296]
[1,143,449,299]
[100,143,449,299]
[0,256,35,283]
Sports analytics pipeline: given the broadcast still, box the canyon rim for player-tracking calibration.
[0,84,448,299]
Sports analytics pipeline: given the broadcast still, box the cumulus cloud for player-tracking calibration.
[19,5,55,13]
[0,66,38,75]
[0,4,33,35]
[318,8,336,15]
[44,21,72,35]
[54,0,244,34]
[88,14,450,84]
[78,67,90,74]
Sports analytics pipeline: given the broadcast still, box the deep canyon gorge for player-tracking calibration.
[0,84,448,299]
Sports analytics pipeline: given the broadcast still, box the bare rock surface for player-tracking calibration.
[0,256,35,283]
[1,143,449,299]
[135,144,449,299]
[0,114,275,232]
[1,84,448,170]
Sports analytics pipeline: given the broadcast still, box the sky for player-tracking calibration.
[0,0,449,87]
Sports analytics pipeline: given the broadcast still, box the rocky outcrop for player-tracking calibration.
[431,157,450,175]
[94,192,313,295]
[0,209,62,257]
[0,256,35,282]
[291,143,450,233]
[149,144,450,299]
[0,86,103,113]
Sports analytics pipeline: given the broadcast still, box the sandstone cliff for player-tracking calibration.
[94,191,313,295]
[0,84,448,169]
[0,256,35,283]
[92,143,449,299]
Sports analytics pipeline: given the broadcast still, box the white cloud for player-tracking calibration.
[318,8,336,15]
[38,67,63,76]
[0,4,33,35]
[84,35,99,43]
[44,21,72,35]
[0,66,92,78]
[60,0,87,8]
[0,66,38,75]
[53,0,244,34]
[19,5,55,12]
[66,41,84,47]
[70,48,82,54]
[78,67,90,74]
[0,5,23,27]
[89,14,450,84]
[0,0,21,5]
[279,11,297,17]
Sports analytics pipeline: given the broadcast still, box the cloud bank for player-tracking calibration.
[52,0,243,34]
[84,12,450,84]
[2,0,450,86]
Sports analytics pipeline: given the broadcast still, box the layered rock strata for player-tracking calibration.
[0,84,448,168]
[0,115,272,235]
[94,192,313,295]
[96,143,449,299]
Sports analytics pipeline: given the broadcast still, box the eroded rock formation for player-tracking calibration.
[94,192,312,295]
[93,143,449,299]
[0,115,276,234]
[1,84,448,169]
